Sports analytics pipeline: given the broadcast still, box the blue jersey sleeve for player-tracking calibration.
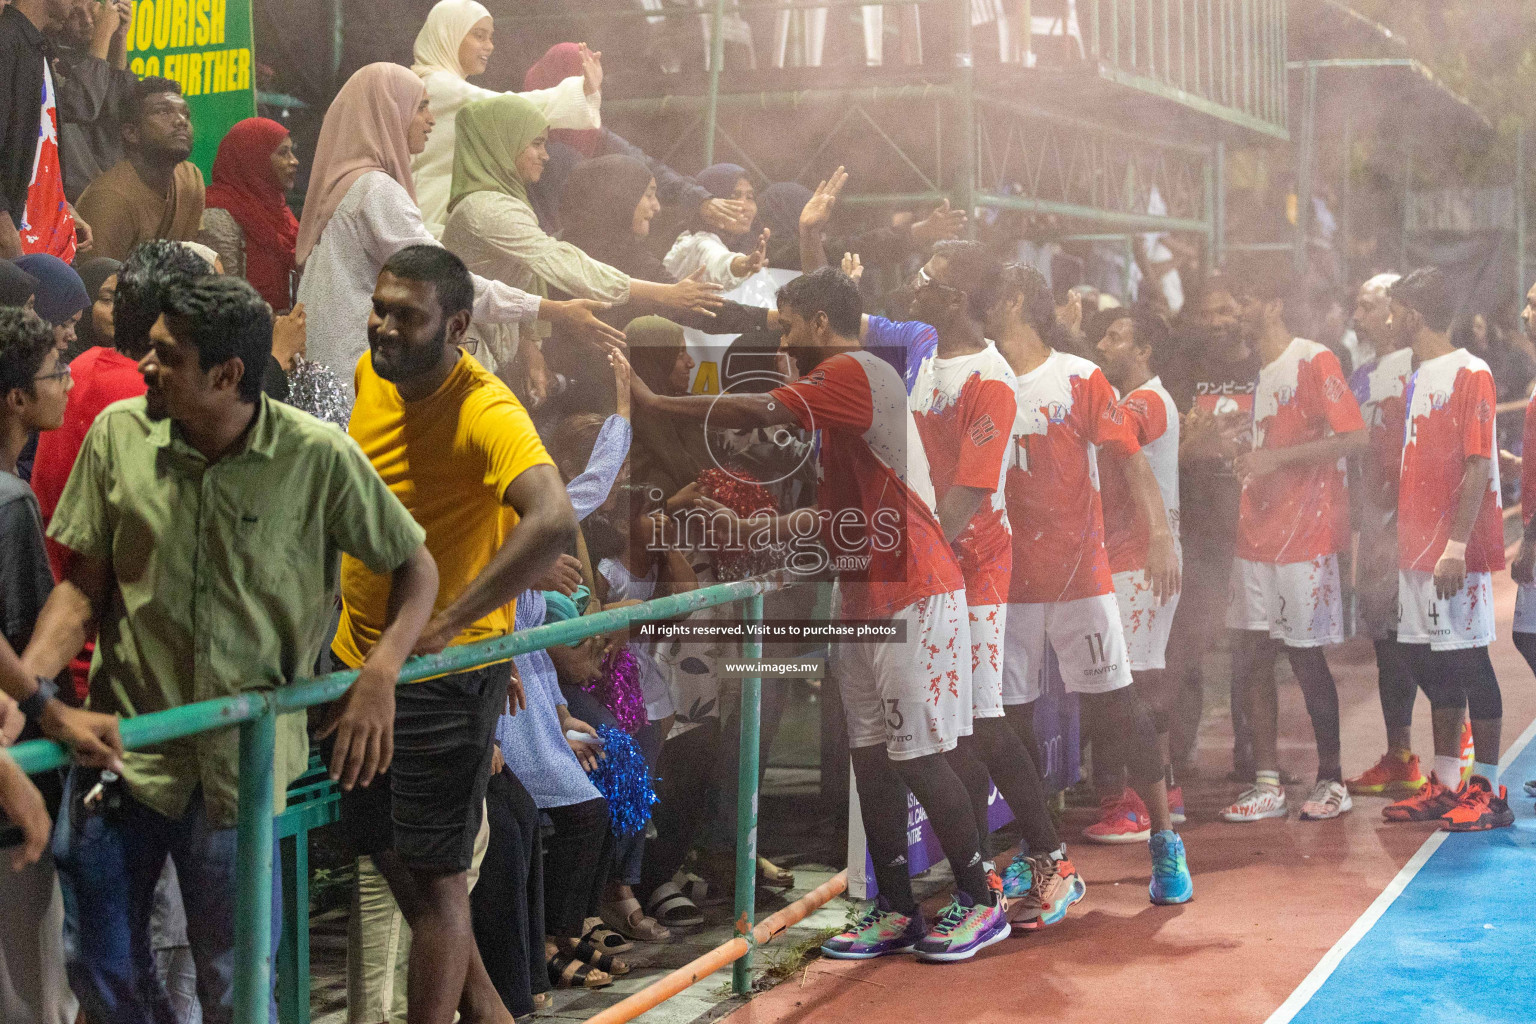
[864,315,938,394]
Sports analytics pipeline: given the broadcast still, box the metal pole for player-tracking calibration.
[331,0,343,90]
[233,708,277,1024]
[1292,62,1316,278]
[703,0,728,166]
[1214,138,1226,268]
[1518,126,1527,316]
[731,593,766,996]
[953,0,976,235]
[1340,105,1353,287]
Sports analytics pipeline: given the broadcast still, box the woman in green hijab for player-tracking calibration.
[440,93,721,373]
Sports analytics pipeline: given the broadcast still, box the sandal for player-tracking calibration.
[601,897,673,943]
[547,950,611,990]
[571,938,630,977]
[581,916,634,954]
[646,881,705,928]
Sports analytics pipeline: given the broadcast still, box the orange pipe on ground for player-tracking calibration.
[585,871,849,1024]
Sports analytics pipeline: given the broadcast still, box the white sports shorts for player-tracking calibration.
[837,590,973,759]
[1001,592,1132,705]
[1111,568,1180,671]
[1226,555,1345,648]
[1398,569,1495,650]
[969,603,1006,718]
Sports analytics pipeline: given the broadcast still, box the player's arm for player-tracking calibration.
[1234,425,1367,482]
[626,356,800,430]
[1121,450,1181,603]
[16,554,124,770]
[1435,454,1490,599]
[936,486,989,543]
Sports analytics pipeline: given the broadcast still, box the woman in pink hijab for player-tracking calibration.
[294,62,623,409]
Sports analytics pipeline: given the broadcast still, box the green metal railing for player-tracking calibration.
[12,576,784,1023]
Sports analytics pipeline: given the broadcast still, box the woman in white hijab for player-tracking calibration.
[411,0,603,237]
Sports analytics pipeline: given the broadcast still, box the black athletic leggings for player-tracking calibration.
[1231,631,1342,782]
[1374,639,1418,732]
[1408,644,1502,720]
[950,716,1061,859]
[848,745,988,915]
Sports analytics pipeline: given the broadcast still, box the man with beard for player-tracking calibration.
[333,244,577,1021]
[630,267,1008,963]
[76,76,205,260]
[14,273,437,1023]
[1162,274,1262,780]
[1342,273,1434,800]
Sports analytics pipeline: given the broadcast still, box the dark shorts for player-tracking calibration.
[338,663,508,874]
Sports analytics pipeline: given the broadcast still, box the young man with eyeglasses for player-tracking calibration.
[0,306,77,1024]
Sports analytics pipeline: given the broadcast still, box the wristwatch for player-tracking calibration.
[17,677,58,725]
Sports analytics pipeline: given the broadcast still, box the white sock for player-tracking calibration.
[1434,755,1460,784]
[1475,760,1500,787]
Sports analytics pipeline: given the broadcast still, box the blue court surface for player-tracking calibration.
[1271,723,1536,1024]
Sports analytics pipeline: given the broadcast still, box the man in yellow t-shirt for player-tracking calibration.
[335,245,577,1024]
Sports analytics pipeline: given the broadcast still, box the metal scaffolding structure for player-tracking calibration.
[588,0,1291,269]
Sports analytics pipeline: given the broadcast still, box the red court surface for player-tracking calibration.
[725,570,1536,1024]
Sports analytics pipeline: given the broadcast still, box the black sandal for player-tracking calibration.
[571,938,630,976]
[547,950,612,990]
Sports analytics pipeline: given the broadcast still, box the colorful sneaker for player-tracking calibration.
[1346,751,1427,797]
[1441,776,1515,832]
[1382,772,1459,822]
[1298,780,1353,821]
[1019,854,1086,929]
[1168,785,1187,825]
[913,890,1010,962]
[1001,850,1035,901]
[1148,830,1193,905]
[1221,784,1287,822]
[820,899,925,959]
[1083,788,1151,844]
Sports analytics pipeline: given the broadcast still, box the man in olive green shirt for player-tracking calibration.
[12,275,439,1024]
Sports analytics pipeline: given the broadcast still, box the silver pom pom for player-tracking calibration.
[286,356,351,427]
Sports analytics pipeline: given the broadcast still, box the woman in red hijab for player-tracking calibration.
[197,117,302,311]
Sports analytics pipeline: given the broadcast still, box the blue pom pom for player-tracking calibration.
[585,724,658,838]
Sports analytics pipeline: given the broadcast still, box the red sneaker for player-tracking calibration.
[1382,772,1459,822]
[1083,788,1150,844]
[1346,751,1427,797]
[1441,776,1515,832]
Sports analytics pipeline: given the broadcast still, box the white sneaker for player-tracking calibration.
[1298,780,1353,820]
[1523,779,1536,799]
[1221,784,1288,822]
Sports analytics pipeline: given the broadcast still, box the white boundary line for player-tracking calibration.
[1263,712,1536,1024]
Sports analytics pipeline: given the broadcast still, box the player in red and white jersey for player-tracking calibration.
[1505,278,1536,803]
[990,264,1190,907]
[1341,273,1433,800]
[1221,277,1366,825]
[1381,268,1512,831]
[1093,311,1186,841]
[626,268,1009,962]
[905,242,1071,928]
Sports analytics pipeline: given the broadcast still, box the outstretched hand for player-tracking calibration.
[731,228,771,278]
[840,251,863,282]
[911,198,967,245]
[666,267,725,316]
[799,166,849,235]
[543,298,626,354]
[701,198,751,234]
[579,43,603,95]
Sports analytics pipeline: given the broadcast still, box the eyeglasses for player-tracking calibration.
[34,364,71,384]
[915,266,961,296]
